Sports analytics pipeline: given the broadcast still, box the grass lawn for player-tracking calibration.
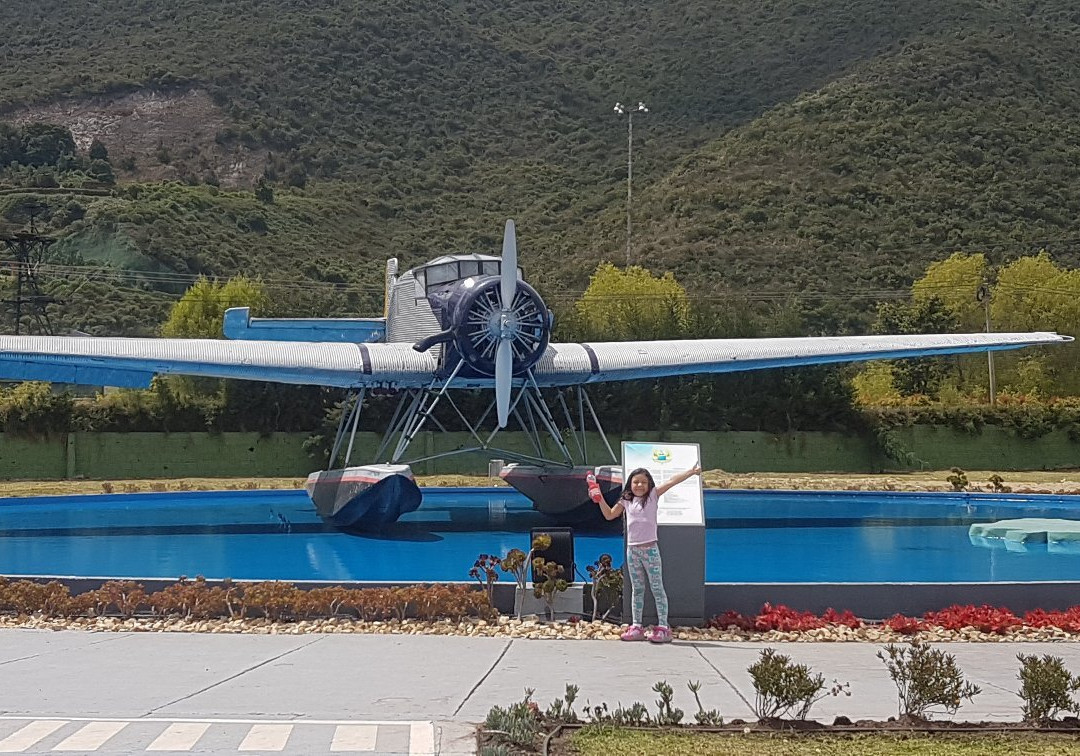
[569,729,1080,755]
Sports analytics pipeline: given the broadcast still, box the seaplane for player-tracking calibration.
[0,220,1071,529]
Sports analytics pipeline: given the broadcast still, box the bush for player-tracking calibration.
[544,684,580,724]
[753,603,826,632]
[748,648,834,720]
[708,609,754,631]
[0,578,491,623]
[483,689,541,747]
[1017,654,1080,725]
[651,680,684,726]
[923,605,1021,634]
[878,641,981,720]
[688,680,723,726]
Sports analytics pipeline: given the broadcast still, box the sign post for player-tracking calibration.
[620,442,706,627]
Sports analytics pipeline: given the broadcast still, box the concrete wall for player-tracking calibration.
[0,426,1076,479]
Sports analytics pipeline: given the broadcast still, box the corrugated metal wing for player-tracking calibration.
[530,332,1074,386]
[0,336,439,388]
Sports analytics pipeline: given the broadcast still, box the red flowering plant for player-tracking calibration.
[923,604,1022,635]
[822,608,863,629]
[1023,608,1080,633]
[754,603,826,632]
[885,613,925,635]
[708,610,754,631]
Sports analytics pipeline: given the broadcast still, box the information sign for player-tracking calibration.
[621,442,704,526]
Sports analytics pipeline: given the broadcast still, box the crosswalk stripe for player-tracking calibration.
[53,721,128,751]
[238,724,293,752]
[0,722,67,753]
[147,722,211,751]
[329,724,378,752]
[408,722,434,756]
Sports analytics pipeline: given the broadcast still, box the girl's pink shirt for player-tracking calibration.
[625,488,659,546]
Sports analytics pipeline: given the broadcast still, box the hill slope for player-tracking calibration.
[2,1,1080,333]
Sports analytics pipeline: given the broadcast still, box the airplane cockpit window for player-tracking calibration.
[421,259,521,292]
[426,263,457,286]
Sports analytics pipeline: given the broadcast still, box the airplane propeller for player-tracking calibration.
[495,219,517,427]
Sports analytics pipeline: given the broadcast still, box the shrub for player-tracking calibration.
[483,689,541,747]
[946,467,968,491]
[651,680,684,726]
[885,614,926,635]
[7,580,73,616]
[688,680,723,726]
[241,581,299,620]
[544,684,580,724]
[93,580,147,618]
[878,641,981,720]
[584,701,651,726]
[1017,654,1080,725]
[754,603,825,632]
[586,554,622,622]
[708,610,754,631]
[748,648,838,720]
[501,533,551,620]
[147,576,230,619]
[1023,608,1080,633]
[821,608,863,629]
[532,558,569,622]
[923,605,1021,634]
[469,554,501,606]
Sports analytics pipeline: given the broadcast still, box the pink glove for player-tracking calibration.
[586,471,603,504]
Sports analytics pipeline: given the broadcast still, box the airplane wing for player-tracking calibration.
[530,332,1073,386]
[0,336,439,389]
[0,331,1069,389]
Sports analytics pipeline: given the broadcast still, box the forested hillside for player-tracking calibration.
[2,0,1080,335]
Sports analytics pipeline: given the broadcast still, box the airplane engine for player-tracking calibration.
[446,277,550,377]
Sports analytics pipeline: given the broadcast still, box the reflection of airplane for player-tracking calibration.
[0,220,1071,529]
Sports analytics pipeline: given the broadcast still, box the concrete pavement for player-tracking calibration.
[1,629,1076,753]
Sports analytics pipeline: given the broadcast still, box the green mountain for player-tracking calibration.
[2,0,1080,334]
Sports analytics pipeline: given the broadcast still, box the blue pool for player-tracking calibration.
[3,488,1080,584]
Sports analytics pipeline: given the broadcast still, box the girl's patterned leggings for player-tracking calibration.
[627,543,669,627]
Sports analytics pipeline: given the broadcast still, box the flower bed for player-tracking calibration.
[5,578,1080,642]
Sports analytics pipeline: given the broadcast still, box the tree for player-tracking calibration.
[19,124,76,167]
[563,262,690,341]
[912,252,987,331]
[254,177,275,204]
[991,252,1080,395]
[873,297,958,397]
[88,139,109,162]
[161,276,269,338]
[158,276,331,428]
[88,158,115,186]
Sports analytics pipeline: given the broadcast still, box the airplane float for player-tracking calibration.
[0,220,1071,529]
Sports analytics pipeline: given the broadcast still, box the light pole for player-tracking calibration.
[614,101,648,267]
[977,284,997,406]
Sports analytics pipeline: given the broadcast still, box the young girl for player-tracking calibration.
[588,463,702,643]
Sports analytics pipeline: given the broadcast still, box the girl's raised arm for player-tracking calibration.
[655,464,702,498]
[595,497,625,521]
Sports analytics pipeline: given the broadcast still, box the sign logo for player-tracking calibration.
[651,447,672,464]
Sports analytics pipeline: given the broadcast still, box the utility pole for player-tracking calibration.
[0,203,60,335]
[977,284,997,406]
[613,101,648,267]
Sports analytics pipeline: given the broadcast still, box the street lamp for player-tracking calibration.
[976,284,997,406]
[614,101,648,267]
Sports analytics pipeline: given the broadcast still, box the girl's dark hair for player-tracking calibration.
[621,467,656,502]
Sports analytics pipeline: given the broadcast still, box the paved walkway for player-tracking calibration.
[2,629,1077,754]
